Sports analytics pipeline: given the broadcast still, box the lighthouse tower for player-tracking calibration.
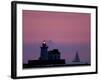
[39,40,48,60]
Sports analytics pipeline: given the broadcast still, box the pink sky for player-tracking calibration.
[23,10,91,44]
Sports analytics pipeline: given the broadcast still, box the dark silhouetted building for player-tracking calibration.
[39,41,61,61]
[23,41,65,68]
[48,49,60,60]
[39,40,48,60]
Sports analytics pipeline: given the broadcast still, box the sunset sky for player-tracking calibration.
[23,10,91,64]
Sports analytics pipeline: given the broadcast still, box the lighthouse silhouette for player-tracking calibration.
[39,40,48,60]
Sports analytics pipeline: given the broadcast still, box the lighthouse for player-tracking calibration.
[39,40,48,60]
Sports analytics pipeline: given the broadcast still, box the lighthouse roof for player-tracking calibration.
[41,40,48,47]
[43,40,46,44]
